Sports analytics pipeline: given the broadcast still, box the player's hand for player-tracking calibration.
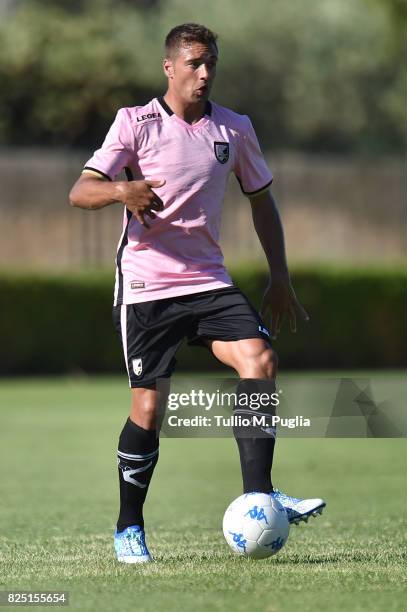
[119,178,166,228]
[260,277,309,339]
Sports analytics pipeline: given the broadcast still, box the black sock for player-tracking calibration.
[232,379,277,494]
[116,417,159,532]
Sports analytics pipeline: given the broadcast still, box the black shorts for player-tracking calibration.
[112,286,271,388]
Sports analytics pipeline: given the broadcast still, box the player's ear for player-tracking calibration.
[163,57,174,78]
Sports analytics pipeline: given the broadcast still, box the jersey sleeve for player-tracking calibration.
[83,108,136,180]
[233,116,273,196]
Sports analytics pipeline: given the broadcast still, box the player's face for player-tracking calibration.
[165,42,218,104]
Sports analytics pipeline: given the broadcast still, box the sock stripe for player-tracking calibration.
[117,449,159,461]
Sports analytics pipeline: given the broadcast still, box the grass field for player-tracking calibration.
[1,375,406,612]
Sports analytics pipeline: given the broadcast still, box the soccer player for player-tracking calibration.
[69,23,325,563]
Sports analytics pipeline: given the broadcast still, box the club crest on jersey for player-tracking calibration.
[132,358,142,377]
[214,141,229,164]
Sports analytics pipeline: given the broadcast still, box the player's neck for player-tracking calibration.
[162,92,207,125]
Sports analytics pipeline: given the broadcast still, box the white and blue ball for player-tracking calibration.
[222,492,290,559]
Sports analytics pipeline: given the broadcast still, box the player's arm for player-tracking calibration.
[249,189,309,338]
[69,174,165,228]
[69,107,165,227]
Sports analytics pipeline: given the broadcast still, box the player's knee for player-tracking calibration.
[130,389,159,422]
[259,347,278,379]
[136,401,157,420]
[239,345,278,379]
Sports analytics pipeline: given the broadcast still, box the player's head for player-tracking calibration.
[163,23,218,104]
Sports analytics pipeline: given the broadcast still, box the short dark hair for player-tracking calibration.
[165,23,218,58]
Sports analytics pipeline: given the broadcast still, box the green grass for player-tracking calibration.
[1,375,406,612]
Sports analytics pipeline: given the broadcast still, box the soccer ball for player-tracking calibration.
[222,492,290,559]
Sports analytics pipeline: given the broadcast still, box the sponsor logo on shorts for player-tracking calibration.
[131,281,145,289]
[258,325,270,337]
[132,358,142,376]
[214,141,229,164]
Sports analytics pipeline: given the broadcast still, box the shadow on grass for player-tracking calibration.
[151,550,399,565]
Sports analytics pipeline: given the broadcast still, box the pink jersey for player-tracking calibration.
[84,97,273,305]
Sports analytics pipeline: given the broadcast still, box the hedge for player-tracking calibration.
[0,267,406,374]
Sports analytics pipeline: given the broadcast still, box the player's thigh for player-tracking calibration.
[208,337,278,378]
[112,301,188,389]
[191,287,277,377]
